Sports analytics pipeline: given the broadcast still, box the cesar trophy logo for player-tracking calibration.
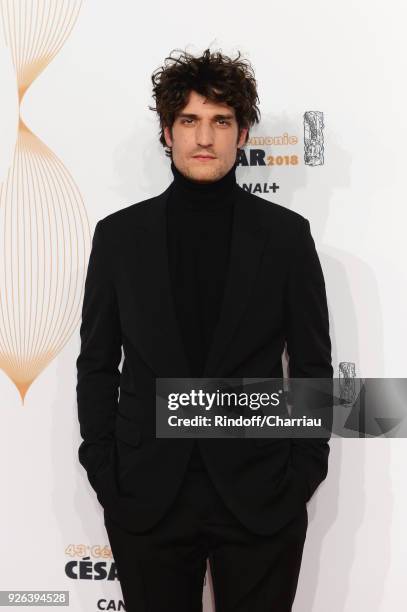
[304,111,324,166]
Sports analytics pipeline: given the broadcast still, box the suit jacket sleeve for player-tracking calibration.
[284,217,333,501]
[76,219,122,480]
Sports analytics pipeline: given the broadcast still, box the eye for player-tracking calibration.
[180,118,231,126]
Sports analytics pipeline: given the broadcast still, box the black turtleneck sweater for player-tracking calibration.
[166,159,237,470]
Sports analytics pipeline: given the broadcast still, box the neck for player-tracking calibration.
[170,160,237,209]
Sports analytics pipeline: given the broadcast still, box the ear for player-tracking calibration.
[237,126,248,148]
[163,125,173,148]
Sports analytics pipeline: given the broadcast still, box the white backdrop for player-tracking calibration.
[0,0,406,610]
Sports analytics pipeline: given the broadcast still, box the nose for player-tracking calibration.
[195,121,214,147]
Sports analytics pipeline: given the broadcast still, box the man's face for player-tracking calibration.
[163,90,248,183]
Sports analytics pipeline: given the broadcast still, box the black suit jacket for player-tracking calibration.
[76,181,333,535]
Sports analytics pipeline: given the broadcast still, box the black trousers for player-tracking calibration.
[104,461,308,612]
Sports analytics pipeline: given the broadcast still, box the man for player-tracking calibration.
[76,48,333,611]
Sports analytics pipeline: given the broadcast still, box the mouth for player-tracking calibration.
[193,155,216,161]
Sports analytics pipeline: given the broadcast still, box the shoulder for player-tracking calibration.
[93,185,171,241]
[237,186,310,241]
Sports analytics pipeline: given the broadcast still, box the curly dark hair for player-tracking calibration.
[149,47,261,158]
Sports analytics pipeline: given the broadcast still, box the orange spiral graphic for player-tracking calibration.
[0,0,89,403]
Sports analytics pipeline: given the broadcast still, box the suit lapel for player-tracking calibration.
[201,186,268,377]
[132,184,191,378]
[133,182,269,378]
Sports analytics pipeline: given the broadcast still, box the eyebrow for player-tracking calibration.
[177,112,235,120]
